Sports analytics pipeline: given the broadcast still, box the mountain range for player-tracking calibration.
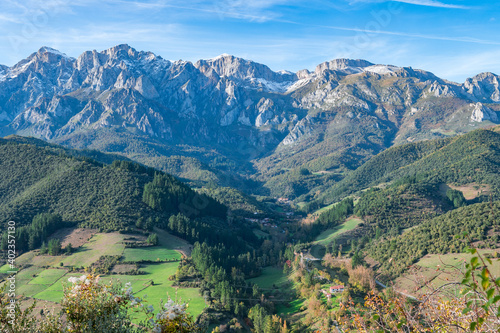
[1,44,499,202]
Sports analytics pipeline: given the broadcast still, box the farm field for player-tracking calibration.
[9,229,205,322]
[438,183,491,200]
[314,217,363,246]
[248,266,304,317]
[60,233,125,267]
[276,298,304,315]
[123,247,180,261]
[309,217,363,258]
[394,249,500,296]
[247,266,288,289]
[155,228,192,256]
[29,268,67,284]
[127,263,206,321]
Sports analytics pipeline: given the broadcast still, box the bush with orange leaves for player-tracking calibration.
[337,246,500,332]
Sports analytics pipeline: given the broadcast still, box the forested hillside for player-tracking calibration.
[306,127,500,211]
[0,136,226,233]
[368,201,499,280]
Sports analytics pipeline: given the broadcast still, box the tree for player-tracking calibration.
[40,242,48,254]
[47,239,61,256]
[339,243,500,332]
[135,217,144,229]
[146,233,158,246]
[351,251,362,268]
[299,168,311,176]
[447,188,466,208]
[145,217,154,231]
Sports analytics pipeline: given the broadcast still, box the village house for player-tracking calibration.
[330,285,345,293]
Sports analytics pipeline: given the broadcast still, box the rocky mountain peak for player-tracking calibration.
[1,45,499,151]
[23,47,75,67]
[195,54,296,83]
[470,72,499,81]
[37,46,72,58]
[103,44,137,58]
[315,58,374,74]
[463,72,500,102]
[470,102,499,122]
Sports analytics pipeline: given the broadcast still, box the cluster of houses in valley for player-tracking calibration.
[245,217,278,228]
[277,197,291,205]
[321,285,345,299]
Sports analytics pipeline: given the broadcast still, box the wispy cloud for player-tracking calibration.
[314,24,500,45]
[101,0,291,22]
[0,13,22,23]
[351,0,469,9]
[391,0,469,9]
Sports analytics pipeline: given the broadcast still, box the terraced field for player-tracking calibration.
[7,229,205,321]
[310,217,364,258]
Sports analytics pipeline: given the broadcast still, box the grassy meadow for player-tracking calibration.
[7,229,206,321]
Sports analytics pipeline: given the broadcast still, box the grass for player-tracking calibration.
[32,255,66,267]
[17,284,48,296]
[123,247,180,262]
[155,228,189,249]
[6,230,202,323]
[395,249,500,296]
[313,202,337,216]
[31,262,206,321]
[417,250,500,276]
[314,217,363,246]
[0,264,18,274]
[15,266,44,282]
[31,273,80,302]
[430,128,457,136]
[34,289,67,303]
[29,269,67,285]
[309,217,363,259]
[126,263,206,321]
[253,229,270,239]
[247,267,288,289]
[60,233,125,267]
[13,251,37,267]
[276,298,305,315]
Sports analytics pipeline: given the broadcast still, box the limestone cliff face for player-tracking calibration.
[470,102,499,122]
[1,44,499,153]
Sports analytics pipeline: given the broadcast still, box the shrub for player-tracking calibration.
[0,274,203,332]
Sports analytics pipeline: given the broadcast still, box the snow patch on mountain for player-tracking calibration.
[38,46,73,59]
[210,53,232,61]
[364,65,400,75]
[252,78,295,93]
[285,78,312,93]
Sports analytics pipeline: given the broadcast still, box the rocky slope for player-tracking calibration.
[1,44,499,198]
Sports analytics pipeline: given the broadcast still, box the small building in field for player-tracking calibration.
[330,285,345,293]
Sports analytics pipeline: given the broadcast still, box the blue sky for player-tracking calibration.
[0,0,499,82]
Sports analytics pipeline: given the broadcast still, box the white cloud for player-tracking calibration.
[350,0,469,9]
[311,23,500,46]
[391,0,469,9]
[0,13,22,23]
[98,0,291,22]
